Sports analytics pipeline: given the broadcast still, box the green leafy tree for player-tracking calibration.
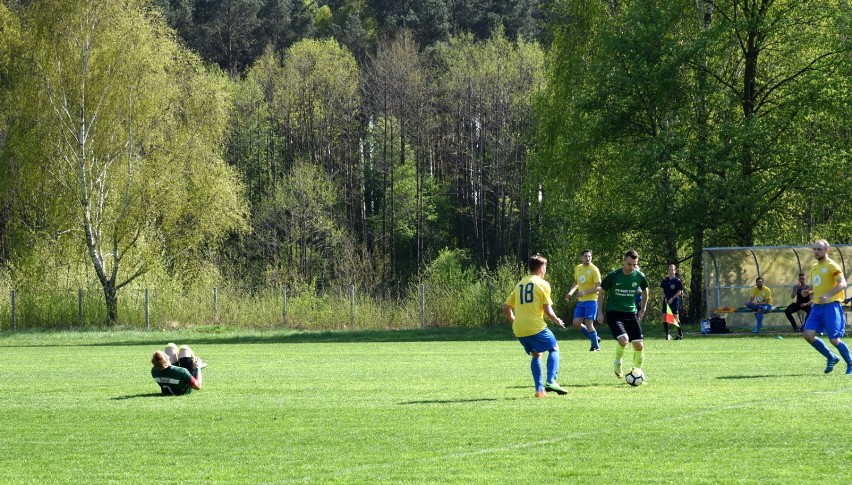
[538,0,851,322]
[449,0,545,42]
[227,57,278,206]
[363,31,433,279]
[258,0,316,60]
[273,38,362,228]
[0,2,22,263]
[433,28,544,268]
[248,161,377,287]
[190,0,264,77]
[367,0,451,47]
[4,0,247,323]
[697,0,852,246]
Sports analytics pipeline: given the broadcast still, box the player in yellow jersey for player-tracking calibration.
[745,277,773,333]
[800,240,851,374]
[565,249,603,351]
[503,253,568,397]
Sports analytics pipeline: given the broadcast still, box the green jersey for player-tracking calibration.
[151,365,194,396]
[601,268,649,313]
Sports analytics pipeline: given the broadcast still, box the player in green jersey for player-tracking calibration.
[151,344,205,395]
[597,250,649,380]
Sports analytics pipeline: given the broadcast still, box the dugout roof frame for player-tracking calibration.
[702,244,852,318]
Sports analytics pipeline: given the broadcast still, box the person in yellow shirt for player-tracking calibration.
[564,249,603,351]
[746,277,772,333]
[800,240,851,374]
[503,253,568,398]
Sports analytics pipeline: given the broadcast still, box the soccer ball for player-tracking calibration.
[625,368,645,386]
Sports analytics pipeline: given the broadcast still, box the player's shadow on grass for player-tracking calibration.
[506,383,608,390]
[400,397,523,405]
[716,374,810,380]
[110,392,167,400]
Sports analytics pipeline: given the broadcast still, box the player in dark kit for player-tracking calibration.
[597,250,649,380]
[661,264,684,340]
[784,272,811,332]
[151,344,205,396]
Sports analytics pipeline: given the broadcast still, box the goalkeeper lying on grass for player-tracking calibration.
[151,343,207,396]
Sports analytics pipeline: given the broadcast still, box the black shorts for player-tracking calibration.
[662,299,680,314]
[605,311,643,342]
[178,357,199,379]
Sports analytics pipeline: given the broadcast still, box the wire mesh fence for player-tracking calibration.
[0,282,504,331]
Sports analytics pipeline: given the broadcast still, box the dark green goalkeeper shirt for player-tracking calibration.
[151,365,194,396]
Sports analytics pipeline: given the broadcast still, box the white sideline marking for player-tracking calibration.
[289,387,849,482]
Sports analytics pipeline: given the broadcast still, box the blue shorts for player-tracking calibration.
[517,328,558,355]
[804,302,846,340]
[746,302,772,313]
[573,300,598,320]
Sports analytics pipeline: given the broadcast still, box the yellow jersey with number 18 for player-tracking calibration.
[810,258,845,304]
[504,274,552,338]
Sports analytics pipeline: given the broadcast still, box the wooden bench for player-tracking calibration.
[712,306,788,314]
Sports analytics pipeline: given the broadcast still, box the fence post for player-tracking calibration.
[282,286,288,326]
[349,284,355,328]
[78,288,84,328]
[11,290,16,331]
[213,287,219,320]
[145,288,150,331]
[420,283,425,328]
[487,282,494,325]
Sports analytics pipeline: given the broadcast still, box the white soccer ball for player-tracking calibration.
[625,368,645,386]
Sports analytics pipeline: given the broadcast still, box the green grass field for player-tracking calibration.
[1,327,850,483]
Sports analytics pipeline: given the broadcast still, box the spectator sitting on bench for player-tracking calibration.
[784,272,812,332]
[746,277,772,334]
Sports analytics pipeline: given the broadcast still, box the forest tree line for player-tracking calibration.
[0,0,849,325]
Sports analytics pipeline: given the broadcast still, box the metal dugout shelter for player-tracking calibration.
[703,245,852,329]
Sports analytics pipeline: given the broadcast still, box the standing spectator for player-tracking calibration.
[746,277,773,333]
[503,253,568,397]
[784,273,812,332]
[801,240,851,374]
[564,249,603,351]
[597,250,649,380]
[661,264,684,340]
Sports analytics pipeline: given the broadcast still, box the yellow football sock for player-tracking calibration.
[615,344,626,361]
[633,349,644,369]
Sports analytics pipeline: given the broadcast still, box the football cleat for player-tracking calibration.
[674,335,683,340]
[825,355,840,374]
[535,390,548,398]
[614,360,623,378]
[846,364,852,375]
[545,382,568,395]
[589,345,600,352]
